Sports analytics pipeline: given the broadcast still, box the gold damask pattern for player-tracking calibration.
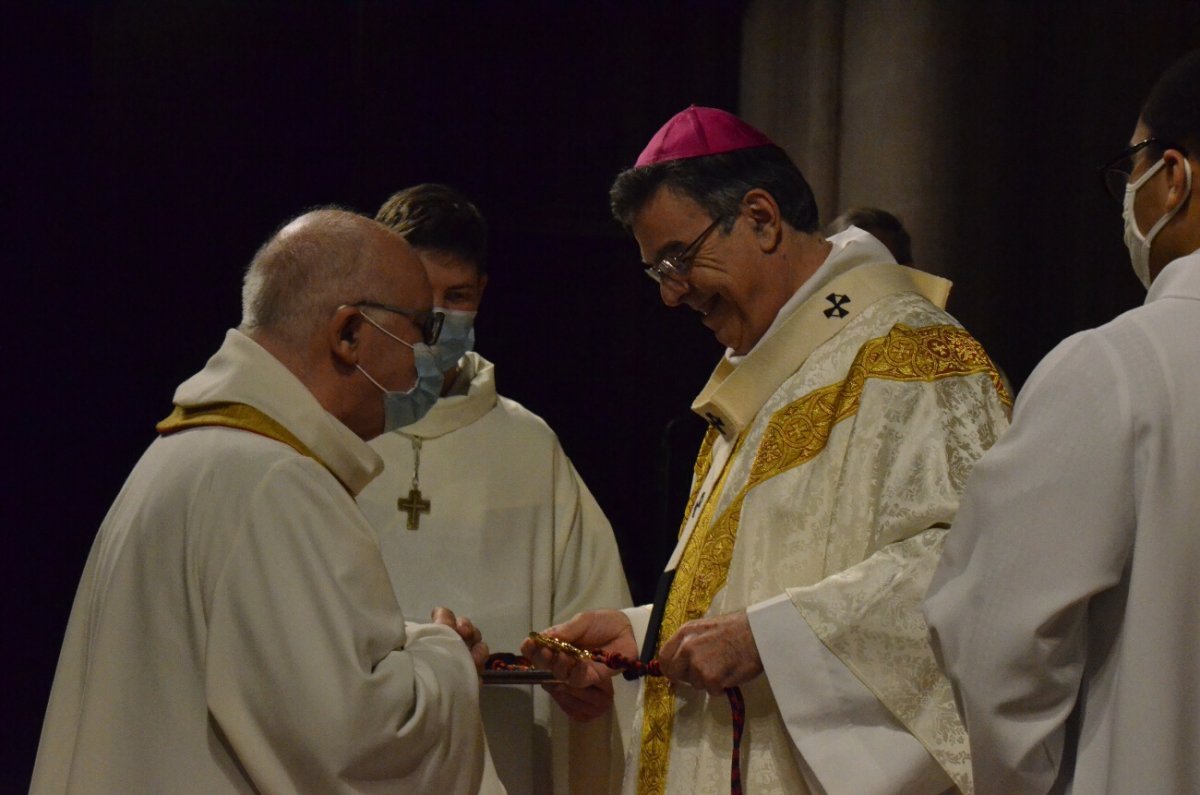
[756,323,1007,479]
[637,428,746,795]
[636,324,1003,795]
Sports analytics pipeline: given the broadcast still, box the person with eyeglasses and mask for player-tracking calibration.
[924,49,1200,795]
[30,208,505,794]
[357,184,633,794]
[521,106,1011,794]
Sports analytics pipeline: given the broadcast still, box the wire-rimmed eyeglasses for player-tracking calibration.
[1100,137,1186,204]
[643,215,726,284]
[353,301,444,345]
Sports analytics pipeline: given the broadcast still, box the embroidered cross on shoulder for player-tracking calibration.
[824,292,851,318]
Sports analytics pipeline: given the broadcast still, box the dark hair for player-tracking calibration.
[609,145,820,234]
[375,184,488,274]
[826,206,913,265]
[1142,49,1200,157]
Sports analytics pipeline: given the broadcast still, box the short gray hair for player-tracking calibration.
[240,208,383,344]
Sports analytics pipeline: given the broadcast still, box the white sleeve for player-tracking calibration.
[621,603,654,655]
[549,446,633,623]
[924,332,1134,794]
[750,596,953,795]
[205,457,489,794]
[548,445,635,795]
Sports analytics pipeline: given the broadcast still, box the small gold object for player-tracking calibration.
[398,487,430,530]
[398,435,431,530]
[528,631,592,661]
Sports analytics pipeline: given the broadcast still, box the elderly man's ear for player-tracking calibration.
[329,305,364,367]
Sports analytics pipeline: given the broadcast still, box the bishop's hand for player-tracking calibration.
[658,610,763,695]
[519,609,636,689]
[431,606,490,675]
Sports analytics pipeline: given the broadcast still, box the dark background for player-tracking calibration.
[7,2,1198,789]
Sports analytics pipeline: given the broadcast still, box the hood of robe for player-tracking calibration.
[171,329,384,495]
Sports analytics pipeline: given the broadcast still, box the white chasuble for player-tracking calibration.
[31,330,493,795]
[624,229,1011,795]
[358,351,633,795]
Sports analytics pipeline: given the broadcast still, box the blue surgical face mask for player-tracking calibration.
[431,307,477,372]
[357,314,445,431]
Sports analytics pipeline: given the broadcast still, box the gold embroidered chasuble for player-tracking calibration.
[628,263,1010,795]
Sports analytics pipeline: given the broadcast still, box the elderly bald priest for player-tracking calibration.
[30,209,502,794]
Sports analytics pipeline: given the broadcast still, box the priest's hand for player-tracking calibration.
[520,609,636,689]
[658,610,763,695]
[542,677,614,723]
[431,606,490,675]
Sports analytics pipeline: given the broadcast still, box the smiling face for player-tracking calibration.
[631,187,791,355]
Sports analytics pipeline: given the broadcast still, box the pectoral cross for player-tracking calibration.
[398,487,431,530]
[398,434,431,530]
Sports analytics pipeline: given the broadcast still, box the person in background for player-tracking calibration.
[827,205,913,265]
[359,184,633,794]
[925,49,1200,795]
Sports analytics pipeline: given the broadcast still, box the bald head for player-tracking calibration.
[241,208,408,347]
[239,208,434,439]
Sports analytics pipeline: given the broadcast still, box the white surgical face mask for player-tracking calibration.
[1123,155,1193,289]
[356,314,444,431]
[431,307,477,372]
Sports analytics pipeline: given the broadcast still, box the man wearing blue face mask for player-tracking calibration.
[353,300,445,431]
[924,49,1200,794]
[357,184,633,795]
[30,208,502,794]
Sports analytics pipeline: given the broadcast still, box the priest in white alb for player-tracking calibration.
[358,184,633,794]
[924,49,1200,795]
[31,209,503,794]
[523,107,1011,794]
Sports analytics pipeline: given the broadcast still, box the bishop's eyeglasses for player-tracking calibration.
[353,301,444,345]
[644,215,726,284]
[1100,137,1187,204]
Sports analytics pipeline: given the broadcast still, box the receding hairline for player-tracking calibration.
[240,206,427,344]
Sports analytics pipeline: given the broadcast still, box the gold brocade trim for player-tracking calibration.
[635,324,1004,794]
[637,428,748,795]
[752,323,1008,485]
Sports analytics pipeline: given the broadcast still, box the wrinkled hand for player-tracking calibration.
[432,606,489,675]
[519,609,636,689]
[542,676,614,723]
[658,610,763,695]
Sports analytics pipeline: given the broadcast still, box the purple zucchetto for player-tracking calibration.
[635,105,775,167]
